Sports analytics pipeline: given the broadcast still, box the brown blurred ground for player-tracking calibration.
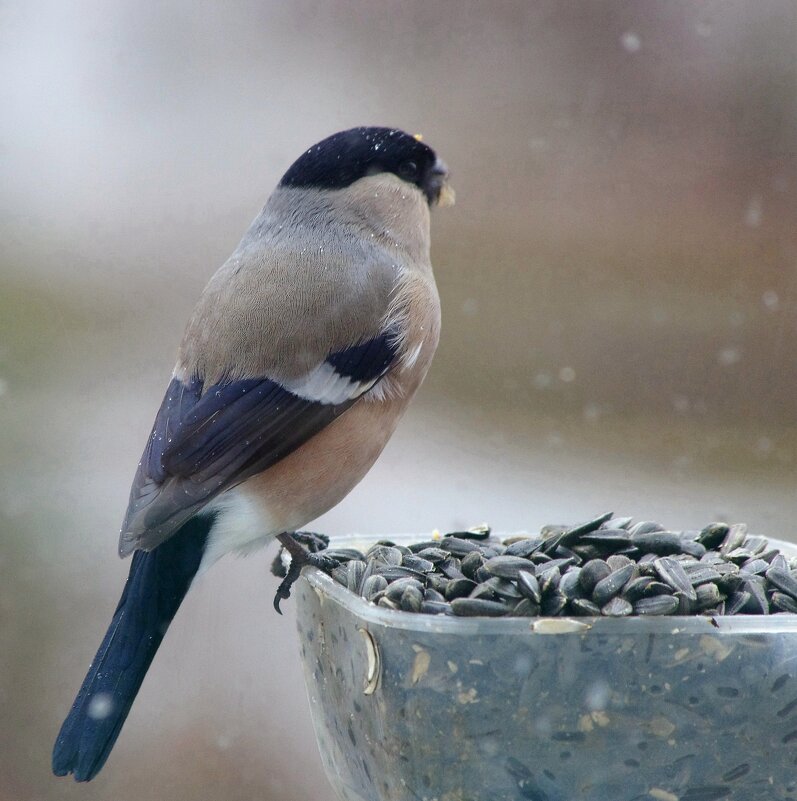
[2,2,796,800]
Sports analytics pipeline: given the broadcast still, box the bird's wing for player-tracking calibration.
[118,333,397,556]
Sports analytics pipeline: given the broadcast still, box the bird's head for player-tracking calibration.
[279,126,454,208]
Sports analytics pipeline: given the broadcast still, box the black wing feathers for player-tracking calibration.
[120,333,397,552]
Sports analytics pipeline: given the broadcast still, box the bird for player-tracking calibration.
[52,126,453,782]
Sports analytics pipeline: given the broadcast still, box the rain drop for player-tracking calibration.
[533,373,552,390]
[762,290,779,311]
[717,347,741,366]
[620,32,642,53]
[87,693,114,720]
[461,298,479,316]
[745,194,763,227]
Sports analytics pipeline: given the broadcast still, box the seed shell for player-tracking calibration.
[451,598,509,617]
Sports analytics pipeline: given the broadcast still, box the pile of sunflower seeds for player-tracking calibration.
[316,513,797,617]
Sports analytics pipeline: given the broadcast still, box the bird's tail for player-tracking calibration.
[52,514,213,782]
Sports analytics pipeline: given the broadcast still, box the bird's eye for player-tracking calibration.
[399,160,418,180]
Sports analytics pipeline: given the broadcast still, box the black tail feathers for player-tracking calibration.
[52,515,213,781]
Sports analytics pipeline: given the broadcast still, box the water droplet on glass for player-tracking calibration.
[586,681,610,711]
[461,298,479,316]
[762,290,779,311]
[87,693,114,720]
[583,402,601,422]
[533,373,552,390]
[620,32,642,53]
[695,21,712,38]
[672,394,690,413]
[745,194,763,227]
[559,366,576,383]
[717,347,741,366]
[755,436,773,456]
[546,431,563,449]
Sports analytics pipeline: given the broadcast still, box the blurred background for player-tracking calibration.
[2,1,796,799]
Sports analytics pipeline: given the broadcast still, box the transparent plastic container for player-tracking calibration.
[295,536,797,801]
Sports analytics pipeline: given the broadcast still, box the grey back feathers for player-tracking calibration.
[176,178,431,386]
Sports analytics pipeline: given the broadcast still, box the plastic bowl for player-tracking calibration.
[295,536,797,801]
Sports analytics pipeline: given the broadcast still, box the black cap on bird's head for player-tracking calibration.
[279,127,452,206]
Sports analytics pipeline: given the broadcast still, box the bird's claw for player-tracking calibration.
[272,533,337,614]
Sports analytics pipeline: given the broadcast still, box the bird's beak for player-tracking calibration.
[425,158,456,207]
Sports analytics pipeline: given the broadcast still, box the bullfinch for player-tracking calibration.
[52,126,453,781]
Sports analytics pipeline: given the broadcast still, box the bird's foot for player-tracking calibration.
[273,532,337,614]
[292,530,331,553]
[269,531,330,578]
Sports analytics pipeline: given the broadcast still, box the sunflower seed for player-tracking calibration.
[583,529,632,546]
[385,577,424,602]
[423,587,445,602]
[366,545,403,565]
[629,521,665,536]
[485,576,523,600]
[592,563,636,606]
[450,598,509,617]
[420,600,451,615]
[407,540,441,553]
[607,554,634,571]
[571,598,601,616]
[725,590,751,615]
[401,555,434,573]
[545,512,614,552]
[602,596,633,616]
[744,536,768,555]
[634,595,679,615]
[445,524,491,541]
[604,515,633,530]
[679,539,707,558]
[772,592,797,613]
[517,570,542,604]
[504,538,544,557]
[697,522,729,548]
[558,568,583,600]
[654,557,697,602]
[542,591,568,616]
[741,579,769,614]
[695,583,723,610]
[414,547,449,563]
[683,564,723,586]
[631,531,684,555]
[346,559,366,595]
[324,547,366,562]
[460,550,484,578]
[538,566,562,595]
[720,523,748,554]
[376,565,427,581]
[331,565,349,586]
[444,577,478,600]
[766,567,797,599]
[677,591,695,615]
[513,598,541,617]
[483,555,536,580]
[579,559,612,593]
[740,558,769,575]
[440,537,481,556]
[725,548,755,564]
[362,574,388,601]
[470,584,496,602]
[400,585,424,613]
